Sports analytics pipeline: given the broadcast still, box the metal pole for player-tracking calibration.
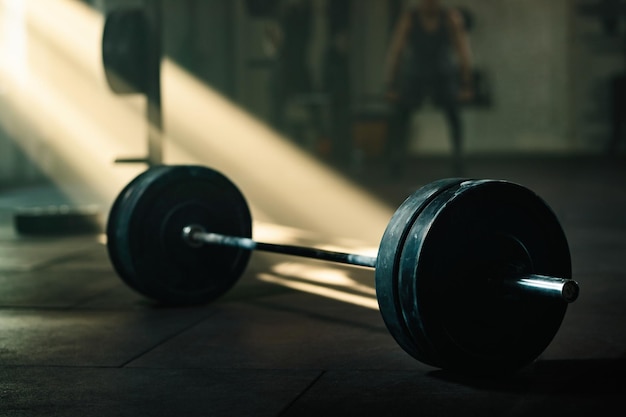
[144,0,163,167]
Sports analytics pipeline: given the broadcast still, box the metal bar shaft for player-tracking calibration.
[183,226,377,268]
[182,226,579,302]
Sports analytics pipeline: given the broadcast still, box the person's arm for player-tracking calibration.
[447,8,473,100]
[384,10,412,93]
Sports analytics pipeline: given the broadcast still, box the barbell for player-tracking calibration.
[106,165,578,375]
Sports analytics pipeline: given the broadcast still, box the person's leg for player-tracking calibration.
[386,101,414,177]
[442,102,464,176]
[434,76,465,176]
[442,103,462,152]
[385,76,425,178]
[270,63,287,133]
[331,95,351,165]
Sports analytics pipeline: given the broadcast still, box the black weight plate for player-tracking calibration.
[398,180,571,375]
[107,165,170,294]
[375,178,465,361]
[106,165,252,305]
[102,9,149,94]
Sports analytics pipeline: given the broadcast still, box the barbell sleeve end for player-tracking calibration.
[508,274,580,303]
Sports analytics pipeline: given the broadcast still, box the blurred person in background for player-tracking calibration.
[323,28,351,166]
[265,0,313,135]
[384,0,474,177]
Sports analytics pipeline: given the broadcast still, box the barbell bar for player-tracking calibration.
[181,225,578,303]
[106,165,578,375]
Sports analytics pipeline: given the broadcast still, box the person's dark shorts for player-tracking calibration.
[399,75,458,108]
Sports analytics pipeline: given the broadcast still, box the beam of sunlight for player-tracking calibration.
[270,262,377,296]
[160,59,394,245]
[0,0,28,87]
[0,0,146,208]
[253,221,322,245]
[24,0,107,85]
[253,221,379,257]
[0,0,395,317]
[0,0,394,247]
[258,273,379,311]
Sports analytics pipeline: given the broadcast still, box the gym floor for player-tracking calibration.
[0,155,625,417]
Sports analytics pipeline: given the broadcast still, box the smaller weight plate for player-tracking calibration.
[106,165,252,305]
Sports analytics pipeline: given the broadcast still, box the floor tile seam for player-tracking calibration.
[123,365,327,373]
[118,311,218,368]
[0,365,431,374]
[0,364,123,370]
[0,305,178,312]
[0,305,86,312]
[0,364,334,376]
[124,365,427,373]
[67,285,132,309]
[276,370,326,417]
[0,247,104,274]
[27,246,105,272]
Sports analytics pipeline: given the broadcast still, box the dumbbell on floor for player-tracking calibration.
[106,165,578,376]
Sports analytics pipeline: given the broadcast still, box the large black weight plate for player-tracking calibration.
[106,165,252,305]
[102,9,149,94]
[398,180,571,375]
[375,178,465,361]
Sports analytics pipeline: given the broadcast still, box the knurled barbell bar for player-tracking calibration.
[181,225,577,302]
[106,165,578,375]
